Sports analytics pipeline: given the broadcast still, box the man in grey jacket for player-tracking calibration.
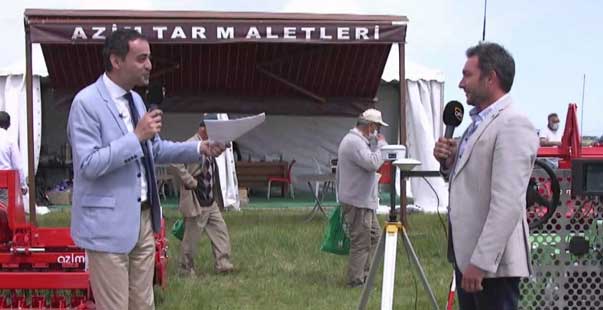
[337,108,388,287]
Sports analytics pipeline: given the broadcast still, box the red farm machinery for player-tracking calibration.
[0,170,168,309]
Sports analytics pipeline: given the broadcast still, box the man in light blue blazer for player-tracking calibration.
[67,29,225,310]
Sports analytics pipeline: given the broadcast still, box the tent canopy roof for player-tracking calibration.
[25,9,408,23]
[24,9,407,116]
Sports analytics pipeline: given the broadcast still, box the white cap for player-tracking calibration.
[359,108,389,127]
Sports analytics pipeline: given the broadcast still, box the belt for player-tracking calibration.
[141,201,151,210]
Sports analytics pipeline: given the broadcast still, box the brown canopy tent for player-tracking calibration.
[23,9,409,223]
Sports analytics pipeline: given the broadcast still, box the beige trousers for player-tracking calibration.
[87,209,155,310]
[341,203,381,285]
[180,203,233,273]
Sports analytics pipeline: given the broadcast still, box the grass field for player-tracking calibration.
[38,203,453,309]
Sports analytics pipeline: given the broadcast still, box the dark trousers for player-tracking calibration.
[455,268,520,310]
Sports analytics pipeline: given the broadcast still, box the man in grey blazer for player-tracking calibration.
[434,42,539,309]
[67,29,225,310]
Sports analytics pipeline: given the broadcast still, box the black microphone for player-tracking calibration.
[443,100,464,138]
[145,83,164,142]
[146,83,164,112]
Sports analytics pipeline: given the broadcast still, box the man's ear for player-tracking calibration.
[487,70,498,86]
[110,54,122,70]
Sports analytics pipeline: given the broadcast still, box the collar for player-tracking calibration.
[468,93,509,124]
[102,73,129,101]
[351,127,369,144]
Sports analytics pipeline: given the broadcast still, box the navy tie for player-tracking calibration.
[124,92,157,207]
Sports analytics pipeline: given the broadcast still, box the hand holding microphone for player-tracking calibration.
[434,137,457,165]
[433,101,464,169]
[135,109,163,142]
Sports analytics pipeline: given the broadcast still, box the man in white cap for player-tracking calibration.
[336,108,388,287]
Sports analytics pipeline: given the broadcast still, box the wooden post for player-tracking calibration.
[24,19,37,225]
[398,43,408,227]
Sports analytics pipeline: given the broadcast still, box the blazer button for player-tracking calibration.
[137,197,141,202]
[137,173,141,178]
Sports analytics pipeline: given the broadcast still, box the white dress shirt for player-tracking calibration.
[0,128,27,189]
[102,73,149,202]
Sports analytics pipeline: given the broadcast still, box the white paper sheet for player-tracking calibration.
[204,113,266,144]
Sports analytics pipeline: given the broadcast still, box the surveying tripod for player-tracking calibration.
[357,164,441,310]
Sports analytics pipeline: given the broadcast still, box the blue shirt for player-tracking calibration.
[458,94,509,159]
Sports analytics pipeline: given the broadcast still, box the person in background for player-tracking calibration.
[0,111,28,204]
[336,108,388,288]
[539,113,562,146]
[170,115,234,277]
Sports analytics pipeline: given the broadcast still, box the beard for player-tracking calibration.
[465,80,489,107]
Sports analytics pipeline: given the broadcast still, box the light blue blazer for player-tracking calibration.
[67,76,202,254]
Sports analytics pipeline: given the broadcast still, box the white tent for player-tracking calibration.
[385,45,449,214]
[0,45,46,210]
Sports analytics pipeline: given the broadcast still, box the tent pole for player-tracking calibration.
[24,19,37,225]
[398,43,407,227]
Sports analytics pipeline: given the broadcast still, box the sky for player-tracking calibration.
[2,0,602,136]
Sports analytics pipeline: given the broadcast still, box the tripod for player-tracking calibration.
[357,162,440,310]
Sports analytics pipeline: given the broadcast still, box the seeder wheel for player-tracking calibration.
[526,159,561,229]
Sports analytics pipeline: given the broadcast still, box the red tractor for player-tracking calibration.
[526,103,603,229]
[0,170,168,309]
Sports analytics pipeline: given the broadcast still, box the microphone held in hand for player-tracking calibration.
[443,100,464,138]
[146,82,164,112]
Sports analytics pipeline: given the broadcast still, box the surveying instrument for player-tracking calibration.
[357,145,440,310]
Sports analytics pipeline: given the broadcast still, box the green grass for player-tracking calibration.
[37,207,452,309]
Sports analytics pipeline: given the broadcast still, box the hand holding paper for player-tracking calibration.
[200,140,226,157]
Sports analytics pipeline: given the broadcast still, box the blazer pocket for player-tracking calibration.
[81,195,116,208]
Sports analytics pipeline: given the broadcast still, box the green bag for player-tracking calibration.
[171,218,185,241]
[320,205,350,255]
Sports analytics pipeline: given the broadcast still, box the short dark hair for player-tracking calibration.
[466,42,515,93]
[102,29,147,72]
[0,111,10,129]
[548,113,559,121]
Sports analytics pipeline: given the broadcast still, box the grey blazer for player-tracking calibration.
[445,95,539,278]
[67,76,203,254]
